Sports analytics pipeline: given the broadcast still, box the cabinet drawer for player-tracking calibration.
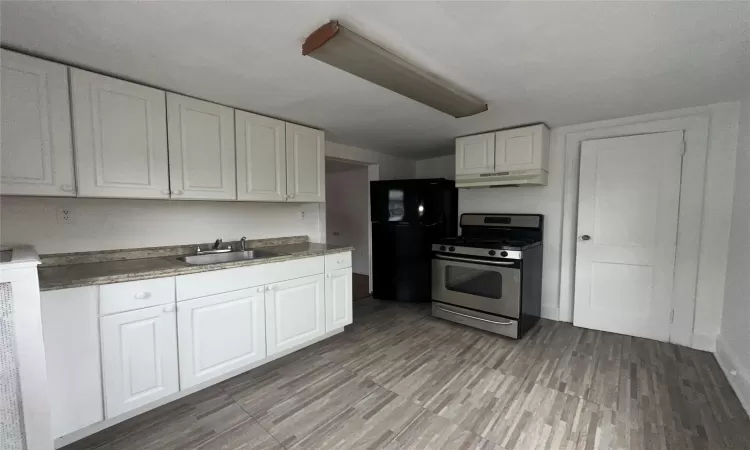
[100,277,175,316]
[325,252,352,270]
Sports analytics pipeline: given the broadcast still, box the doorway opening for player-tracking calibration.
[325,158,376,301]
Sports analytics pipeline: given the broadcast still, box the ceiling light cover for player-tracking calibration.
[303,20,487,118]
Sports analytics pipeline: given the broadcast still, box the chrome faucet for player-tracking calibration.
[213,238,223,250]
[240,236,247,251]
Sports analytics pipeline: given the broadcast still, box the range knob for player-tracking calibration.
[500,251,508,257]
[439,246,446,251]
[488,250,496,256]
[448,246,455,252]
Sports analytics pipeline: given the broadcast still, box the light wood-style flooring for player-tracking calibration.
[64,298,750,450]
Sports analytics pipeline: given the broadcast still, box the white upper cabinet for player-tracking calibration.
[494,124,549,173]
[265,274,325,356]
[235,110,287,201]
[285,123,325,203]
[1,50,76,196]
[167,93,236,200]
[177,287,266,389]
[71,69,170,199]
[455,132,495,176]
[100,304,179,418]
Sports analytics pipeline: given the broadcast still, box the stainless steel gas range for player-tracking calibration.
[431,213,543,339]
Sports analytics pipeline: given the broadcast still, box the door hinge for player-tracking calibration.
[670,310,675,323]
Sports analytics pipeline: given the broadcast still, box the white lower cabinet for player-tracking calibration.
[100,304,179,418]
[45,252,354,445]
[177,287,266,389]
[265,274,326,357]
[325,268,353,332]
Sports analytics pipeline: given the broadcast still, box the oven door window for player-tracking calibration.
[444,265,503,299]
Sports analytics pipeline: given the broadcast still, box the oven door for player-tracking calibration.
[431,254,520,318]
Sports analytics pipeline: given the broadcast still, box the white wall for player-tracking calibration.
[325,166,370,275]
[326,141,416,180]
[414,102,741,345]
[717,86,750,413]
[0,197,321,254]
[416,155,454,180]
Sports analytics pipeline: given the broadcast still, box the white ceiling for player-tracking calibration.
[1,2,748,159]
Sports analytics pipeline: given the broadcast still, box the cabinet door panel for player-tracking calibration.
[455,133,494,176]
[494,125,547,172]
[235,110,286,201]
[325,268,353,332]
[285,123,324,202]
[1,50,75,196]
[71,69,169,198]
[266,274,325,356]
[100,305,178,418]
[167,93,236,200]
[178,288,266,388]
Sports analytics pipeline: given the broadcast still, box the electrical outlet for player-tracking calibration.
[57,208,74,224]
[301,211,306,220]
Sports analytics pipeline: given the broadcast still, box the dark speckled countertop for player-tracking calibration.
[37,236,353,291]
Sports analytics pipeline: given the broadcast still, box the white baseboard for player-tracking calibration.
[692,332,717,352]
[715,335,750,416]
[541,304,559,321]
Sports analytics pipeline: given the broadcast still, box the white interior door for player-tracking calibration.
[166,93,236,200]
[235,110,287,201]
[573,131,683,342]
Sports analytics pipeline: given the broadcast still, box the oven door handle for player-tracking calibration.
[436,306,515,325]
[435,254,515,266]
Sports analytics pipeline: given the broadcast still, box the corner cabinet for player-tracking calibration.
[286,124,325,202]
[265,274,326,356]
[71,69,170,199]
[235,110,287,201]
[177,287,266,389]
[1,50,76,196]
[99,304,179,418]
[166,93,236,200]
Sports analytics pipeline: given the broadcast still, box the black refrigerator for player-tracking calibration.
[370,178,457,302]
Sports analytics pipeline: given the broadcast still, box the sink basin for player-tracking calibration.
[178,249,281,265]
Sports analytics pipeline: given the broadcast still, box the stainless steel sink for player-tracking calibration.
[178,249,281,265]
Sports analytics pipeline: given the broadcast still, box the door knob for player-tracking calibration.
[581,235,591,241]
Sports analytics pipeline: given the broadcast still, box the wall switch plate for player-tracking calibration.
[57,208,74,224]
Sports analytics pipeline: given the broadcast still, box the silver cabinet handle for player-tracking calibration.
[326,273,331,278]
[257,287,264,293]
[581,235,591,241]
[436,306,514,325]
[163,305,175,313]
[266,285,274,291]
[435,254,515,266]
[134,292,151,300]
[60,184,76,192]
[174,190,183,195]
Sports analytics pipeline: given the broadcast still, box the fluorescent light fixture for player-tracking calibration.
[302,20,488,118]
